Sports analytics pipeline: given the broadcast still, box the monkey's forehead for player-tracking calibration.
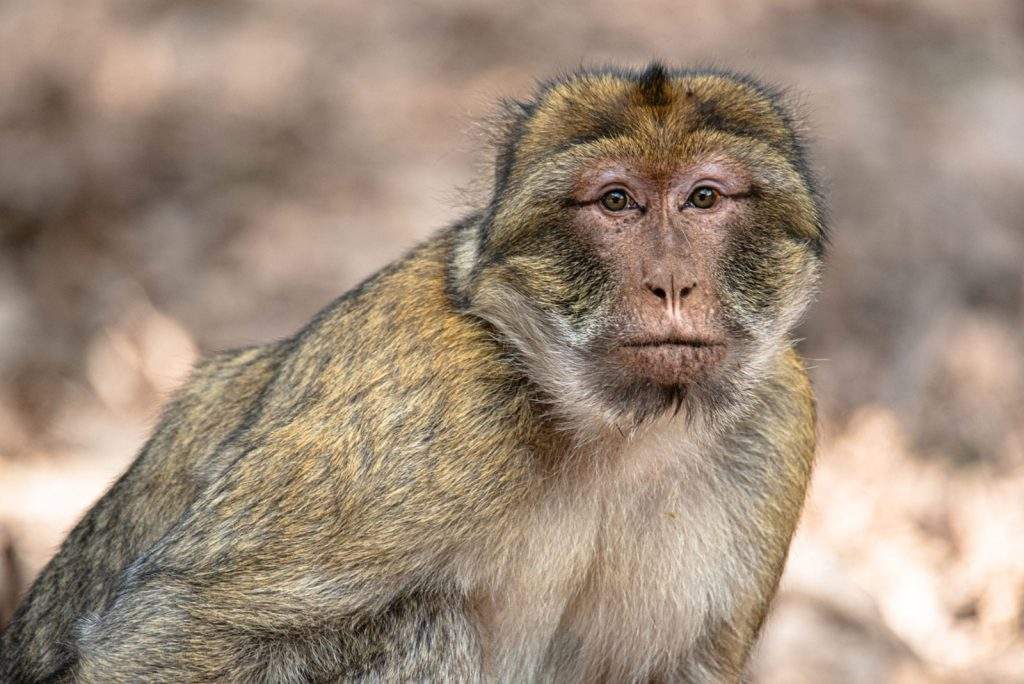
[514,64,802,172]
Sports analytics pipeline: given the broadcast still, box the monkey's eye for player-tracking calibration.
[687,186,719,209]
[600,189,632,212]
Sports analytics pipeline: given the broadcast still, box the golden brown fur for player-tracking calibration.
[1,63,823,682]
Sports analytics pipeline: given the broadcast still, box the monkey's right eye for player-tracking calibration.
[600,189,631,212]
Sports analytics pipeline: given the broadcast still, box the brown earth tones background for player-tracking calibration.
[1,1,1022,680]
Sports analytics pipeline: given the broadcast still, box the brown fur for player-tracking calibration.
[0,63,823,682]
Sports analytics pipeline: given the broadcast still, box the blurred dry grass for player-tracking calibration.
[1,1,1022,680]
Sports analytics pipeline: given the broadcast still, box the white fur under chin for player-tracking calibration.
[458,412,759,682]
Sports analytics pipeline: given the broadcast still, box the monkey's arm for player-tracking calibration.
[68,427,488,683]
[68,242,513,681]
[0,346,279,682]
[74,579,480,683]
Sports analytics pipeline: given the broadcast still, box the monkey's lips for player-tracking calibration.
[614,337,727,385]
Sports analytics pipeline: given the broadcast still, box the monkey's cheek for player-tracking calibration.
[613,345,727,387]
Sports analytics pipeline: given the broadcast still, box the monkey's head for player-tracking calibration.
[451,63,825,436]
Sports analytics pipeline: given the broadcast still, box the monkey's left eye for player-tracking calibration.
[600,189,632,212]
[687,186,719,209]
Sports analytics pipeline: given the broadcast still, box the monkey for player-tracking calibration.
[0,62,825,682]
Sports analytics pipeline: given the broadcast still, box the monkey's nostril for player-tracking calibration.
[679,282,698,298]
[651,286,667,301]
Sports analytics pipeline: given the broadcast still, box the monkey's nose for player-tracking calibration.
[644,274,697,311]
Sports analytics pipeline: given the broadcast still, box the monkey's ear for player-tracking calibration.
[491,98,536,197]
[504,98,535,119]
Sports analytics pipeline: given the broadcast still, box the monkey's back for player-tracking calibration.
[1,233,531,681]
[0,343,283,680]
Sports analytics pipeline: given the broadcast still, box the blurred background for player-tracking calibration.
[1,0,1022,680]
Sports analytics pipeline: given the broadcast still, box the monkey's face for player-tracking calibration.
[560,144,820,428]
[569,158,741,388]
[466,65,824,432]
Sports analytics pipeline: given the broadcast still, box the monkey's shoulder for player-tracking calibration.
[761,346,817,456]
[120,342,286,492]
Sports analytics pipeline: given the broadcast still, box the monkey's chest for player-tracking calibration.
[478,454,749,681]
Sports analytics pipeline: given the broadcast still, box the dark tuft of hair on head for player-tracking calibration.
[637,62,671,107]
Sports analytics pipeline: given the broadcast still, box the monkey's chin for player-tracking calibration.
[614,343,727,387]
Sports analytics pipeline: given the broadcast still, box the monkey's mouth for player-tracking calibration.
[614,337,727,385]
[620,336,725,349]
